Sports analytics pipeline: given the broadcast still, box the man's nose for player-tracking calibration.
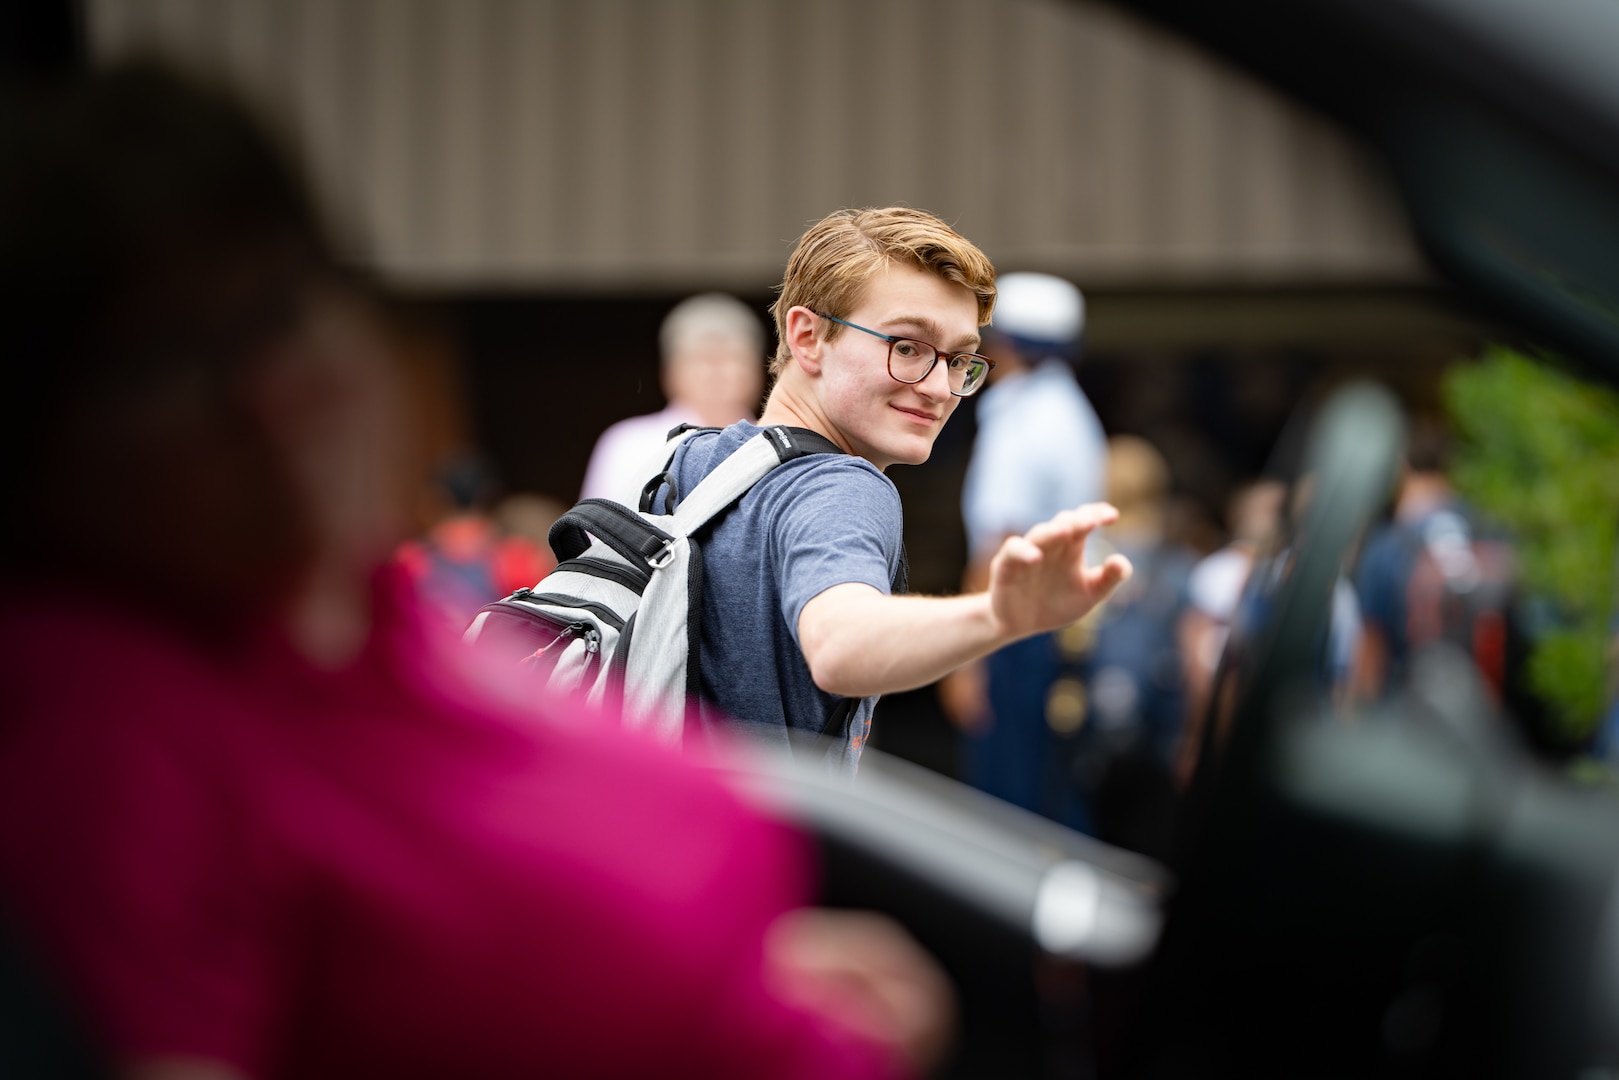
[916,356,954,399]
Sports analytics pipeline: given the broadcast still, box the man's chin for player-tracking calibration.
[884,441,936,470]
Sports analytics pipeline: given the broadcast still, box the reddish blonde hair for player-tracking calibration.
[768,207,997,377]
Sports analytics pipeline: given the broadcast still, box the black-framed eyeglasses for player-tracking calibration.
[816,312,995,397]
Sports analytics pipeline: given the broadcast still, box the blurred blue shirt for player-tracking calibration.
[961,358,1107,561]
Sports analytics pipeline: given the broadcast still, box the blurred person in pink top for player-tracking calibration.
[0,61,951,1080]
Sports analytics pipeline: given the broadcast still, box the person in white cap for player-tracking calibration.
[940,271,1109,827]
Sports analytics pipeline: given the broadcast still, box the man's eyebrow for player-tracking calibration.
[883,313,981,352]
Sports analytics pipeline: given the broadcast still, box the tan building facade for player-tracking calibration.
[90,0,1427,294]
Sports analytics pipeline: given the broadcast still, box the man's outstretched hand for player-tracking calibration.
[988,502,1133,641]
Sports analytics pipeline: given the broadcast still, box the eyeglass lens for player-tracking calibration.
[888,339,990,396]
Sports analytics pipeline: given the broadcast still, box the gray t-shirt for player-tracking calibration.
[660,421,904,772]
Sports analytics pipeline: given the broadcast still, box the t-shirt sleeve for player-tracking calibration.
[768,460,904,639]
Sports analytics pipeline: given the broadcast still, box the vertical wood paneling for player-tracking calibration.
[1091,2,1150,266]
[213,0,278,114]
[1222,61,1297,265]
[221,0,294,157]
[635,1,700,268]
[504,0,563,275]
[1155,35,1224,269]
[793,0,854,219]
[355,0,414,269]
[86,0,1426,289]
[290,1,360,245]
[1016,0,1077,250]
[1049,0,1104,256]
[717,0,784,270]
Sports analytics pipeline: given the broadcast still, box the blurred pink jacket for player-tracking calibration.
[0,569,899,1080]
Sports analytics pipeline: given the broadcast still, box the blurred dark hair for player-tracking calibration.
[0,59,337,539]
[438,451,502,513]
[1403,412,1453,474]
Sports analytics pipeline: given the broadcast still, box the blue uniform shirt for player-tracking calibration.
[961,358,1107,561]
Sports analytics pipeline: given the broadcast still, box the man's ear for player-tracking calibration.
[782,306,824,376]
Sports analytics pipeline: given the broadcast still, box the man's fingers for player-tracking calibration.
[1026,502,1120,550]
[1055,501,1120,535]
[1000,506,1128,581]
[1088,553,1134,593]
[998,534,1043,565]
[1073,501,1121,529]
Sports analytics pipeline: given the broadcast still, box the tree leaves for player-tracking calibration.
[1442,346,1619,740]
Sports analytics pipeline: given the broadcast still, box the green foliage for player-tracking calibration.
[1440,345,1619,741]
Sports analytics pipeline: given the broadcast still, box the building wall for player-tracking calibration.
[88,0,1426,291]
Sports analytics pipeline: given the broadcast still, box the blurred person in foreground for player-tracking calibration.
[937,271,1109,822]
[649,214,1130,771]
[0,61,951,1080]
[579,291,768,502]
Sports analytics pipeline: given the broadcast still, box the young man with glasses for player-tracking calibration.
[657,207,1131,770]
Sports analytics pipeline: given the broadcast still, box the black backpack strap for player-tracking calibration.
[761,425,842,460]
[638,469,674,514]
[667,422,708,441]
[548,498,676,567]
[639,424,722,513]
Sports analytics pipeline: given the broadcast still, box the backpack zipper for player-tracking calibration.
[519,620,601,676]
[561,557,649,592]
[509,589,627,632]
[539,620,599,654]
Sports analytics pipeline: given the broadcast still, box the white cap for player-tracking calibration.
[991,272,1085,345]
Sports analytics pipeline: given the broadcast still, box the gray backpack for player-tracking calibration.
[463,425,850,746]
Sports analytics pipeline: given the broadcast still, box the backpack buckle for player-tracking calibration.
[647,540,677,569]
